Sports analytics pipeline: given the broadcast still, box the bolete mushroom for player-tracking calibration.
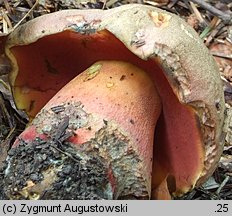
[1,4,225,199]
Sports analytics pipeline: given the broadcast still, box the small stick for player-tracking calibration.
[102,0,106,9]
[205,21,224,46]
[10,0,39,32]
[25,0,34,8]
[143,0,168,7]
[188,0,232,24]
[1,9,13,31]
[0,93,14,129]
[211,51,232,60]
[168,0,180,9]
[216,175,230,195]
[3,0,12,14]
[50,144,80,164]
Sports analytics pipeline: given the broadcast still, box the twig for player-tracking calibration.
[216,175,230,195]
[188,0,232,24]
[0,79,10,91]
[205,21,225,46]
[50,144,80,164]
[25,0,34,8]
[189,1,206,25]
[3,0,12,14]
[211,51,232,60]
[102,0,106,9]
[196,188,218,200]
[143,0,168,7]
[176,1,190,10]
[183,0,194,14]
[2,10,13,30]
[168,0,180,9]
[10,0,39,32]
[0,93,14,129]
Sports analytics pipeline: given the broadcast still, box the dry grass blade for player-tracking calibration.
[105,0,119,8]
[200,16,220,39]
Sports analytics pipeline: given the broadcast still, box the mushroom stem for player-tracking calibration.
[4,60,161,199]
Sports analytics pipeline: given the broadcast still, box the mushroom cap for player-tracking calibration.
[4,4,225,197]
